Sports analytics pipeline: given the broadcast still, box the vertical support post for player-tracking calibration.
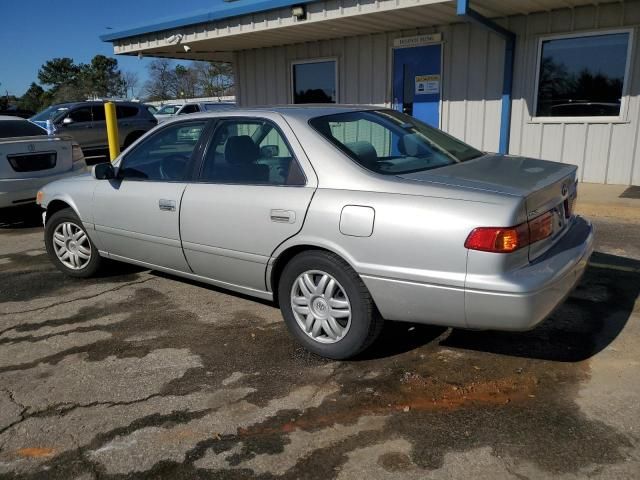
[457,0,515,154]
[104,102,120,162]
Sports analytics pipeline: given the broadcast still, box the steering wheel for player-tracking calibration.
[159,154,189,181]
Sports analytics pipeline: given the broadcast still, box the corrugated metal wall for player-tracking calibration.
[234,1,640,185]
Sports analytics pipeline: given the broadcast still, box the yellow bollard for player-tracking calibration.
[104,102,120,162]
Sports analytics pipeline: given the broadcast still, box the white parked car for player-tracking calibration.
[0,116,87,209]
[154,102,235,123]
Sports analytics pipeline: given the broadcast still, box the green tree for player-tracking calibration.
[18,83,46,112]
[37,57,81,90]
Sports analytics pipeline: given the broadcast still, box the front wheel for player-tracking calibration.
[44,208,102,278]
[278,250,383,359]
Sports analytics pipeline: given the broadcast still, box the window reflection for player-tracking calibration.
[536,33,629,117]
[292,61,337,104]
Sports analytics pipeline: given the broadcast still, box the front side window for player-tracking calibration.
[310,110,482,175]
[200,119,305,185]
[68,107,92,123]
[292,60,337,104]
[535,32,630,118]
[119,121,206,181]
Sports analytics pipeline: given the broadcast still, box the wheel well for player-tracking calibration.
[45,200,72,224]
[270,245,341,305]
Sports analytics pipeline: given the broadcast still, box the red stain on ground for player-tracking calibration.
[15,447,56,458]
[238,373,537,438]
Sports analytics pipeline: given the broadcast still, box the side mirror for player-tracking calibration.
[62,117,74,125]
[92,162,115,180]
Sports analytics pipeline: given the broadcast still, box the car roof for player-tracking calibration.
[164,104,380,121]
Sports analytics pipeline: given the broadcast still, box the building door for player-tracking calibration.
[392,44,442,127]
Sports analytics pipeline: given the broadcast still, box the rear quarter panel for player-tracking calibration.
[272,188,523,328]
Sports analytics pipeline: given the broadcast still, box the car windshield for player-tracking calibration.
[309,110,483,175]
[156,105,182,115]
[31,105,69,123]
[0,119,47,138]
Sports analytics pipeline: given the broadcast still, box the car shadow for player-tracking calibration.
[440,252,639,362]
[0,205,43,229]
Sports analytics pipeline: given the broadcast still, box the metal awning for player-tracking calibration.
[104,0,611,62]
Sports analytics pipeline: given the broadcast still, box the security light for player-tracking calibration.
[291,5,307,20]
[183,45,192,52]
[166,33,184,44]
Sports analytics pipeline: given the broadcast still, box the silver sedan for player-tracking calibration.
[38,106,594,359]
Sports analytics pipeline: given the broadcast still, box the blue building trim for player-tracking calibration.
[100,0,318,42]
[457,0,515,154]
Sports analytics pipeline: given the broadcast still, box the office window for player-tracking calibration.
[292,60,337,104]
[535,32,631,118]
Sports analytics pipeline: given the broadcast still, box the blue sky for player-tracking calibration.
[0,0,220,97]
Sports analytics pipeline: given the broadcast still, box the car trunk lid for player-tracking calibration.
[398,154,578,260]
[0,135,74,180]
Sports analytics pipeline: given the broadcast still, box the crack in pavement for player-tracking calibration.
[0,388,29,448]
[0,277,154,318]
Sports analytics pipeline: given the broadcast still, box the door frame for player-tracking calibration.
[389,40,445,129]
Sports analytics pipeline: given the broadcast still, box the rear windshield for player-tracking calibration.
[309,110,483,175]
[0,120,46,138]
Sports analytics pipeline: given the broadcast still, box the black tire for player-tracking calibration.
[44,207,102,278]
[278,250,383,360]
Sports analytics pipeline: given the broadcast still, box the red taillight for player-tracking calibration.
[464,223,529,253]
[465,212,554,253]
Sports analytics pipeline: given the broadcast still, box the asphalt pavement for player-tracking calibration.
[0,205,638,479]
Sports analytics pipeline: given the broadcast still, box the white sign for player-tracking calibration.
[415,75,440,95]
[394,33,442,48]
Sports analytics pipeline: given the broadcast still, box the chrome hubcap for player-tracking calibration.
[290,270,352,344]
[52,222,91,270]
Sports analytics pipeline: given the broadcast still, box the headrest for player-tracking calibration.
[398,133,430,157]
[225,136,259,164]
[345,141,378,166]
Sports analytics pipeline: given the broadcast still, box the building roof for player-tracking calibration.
[100,0,319,42]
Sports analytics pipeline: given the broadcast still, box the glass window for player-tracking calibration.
[119,121,206,181]
[117,105,139,118]
[31,105,69,123]
[156,105,182,115]
[0,119,46,138]
[535,32,630,117]
[180,104,200,114]
[68,107,92,123]
[92,106,106,122]
[200,119,304,185]
[292,60,337,104]
[309,110,482,175]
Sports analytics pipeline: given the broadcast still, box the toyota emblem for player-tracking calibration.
[561,183,568,197]
[27,143,35,153]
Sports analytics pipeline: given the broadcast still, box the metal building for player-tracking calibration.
[102,0,640,185]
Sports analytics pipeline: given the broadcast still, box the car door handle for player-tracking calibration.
[159,199,176,211]
[270,209,296,224]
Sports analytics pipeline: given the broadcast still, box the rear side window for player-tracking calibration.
[181,105,200,114]
[199,119,305,186]
[119,121,207,181]
[310,110,482,175]
[117,106,139,118]
[92,106,106,122]
[0,120,46,138]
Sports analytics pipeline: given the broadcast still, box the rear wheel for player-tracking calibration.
[44,208,102,278]
[278,250,383,359]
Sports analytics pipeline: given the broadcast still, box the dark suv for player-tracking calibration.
[31,101,157,163]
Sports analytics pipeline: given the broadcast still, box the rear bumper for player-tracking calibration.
[0,164,87,208]
[464,216,594,330]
